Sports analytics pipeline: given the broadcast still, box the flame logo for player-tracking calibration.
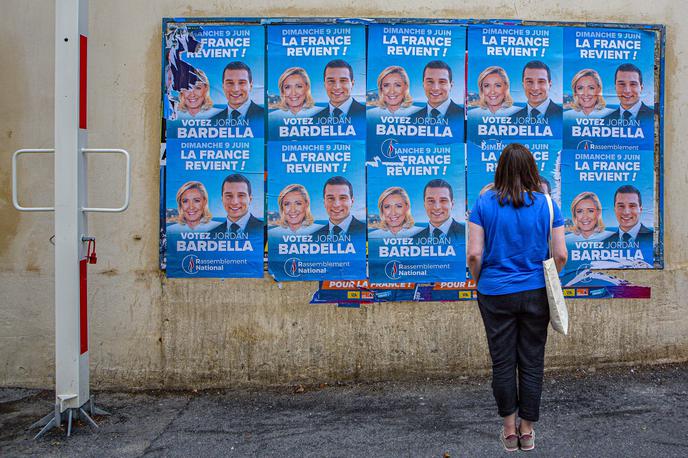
[381,138,398,158]
[284,258,301,278]
[577,140,594,150]
[384,260,402,280]
[181,255,201,275]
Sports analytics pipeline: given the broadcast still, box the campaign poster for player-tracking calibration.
[559,148,655,286]
[366,142,466,283]
[267,141,367,281]
[164,23,265,278]
[466,25,563,142]
[466,138,561,208]
[466,24,563,208]
[366,23,466,157]
[266,24,366,142]
[563,27,656,151]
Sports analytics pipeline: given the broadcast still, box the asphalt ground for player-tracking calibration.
[1,363,687,457]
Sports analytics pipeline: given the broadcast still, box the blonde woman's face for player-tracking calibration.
[574,198,599,236]
[481,73,506,109]
[380,73,407,111]
[282,190,307,228]
[181,188,205,226]
[181,82,207,113]
[381,193,408,231]
[574,75,600,112]
[283,74,307,112]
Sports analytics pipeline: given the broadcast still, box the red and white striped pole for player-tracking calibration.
[53,0,90,414]
[13,0,129,438]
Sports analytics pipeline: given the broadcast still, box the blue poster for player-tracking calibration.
[367,143,466,283]
[560,148,655,285]
[267,141,367,281]
[466,138,561,208]
[559,26,657,283]
[563,27,655,150]
[467,25,563,143]
[266,23,367,281]
[266,24,366,142]
[164,24,265,278]
[466,24,563,210]
[366,23,466,156]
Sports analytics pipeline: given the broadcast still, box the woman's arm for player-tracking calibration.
[467,222,485,281]
[551,225,568,273]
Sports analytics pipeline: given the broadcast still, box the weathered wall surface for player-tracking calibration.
[1,0,686,389]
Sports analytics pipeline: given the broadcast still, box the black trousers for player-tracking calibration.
[477,287,550,422]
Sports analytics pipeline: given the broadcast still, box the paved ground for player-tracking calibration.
[1,364,687,457]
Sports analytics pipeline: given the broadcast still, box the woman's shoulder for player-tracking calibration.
[167,220,221,233]
[300,106,322,116]
[176,107,223,120]
[398,105,421,116]
[196,220,222,231]
[369,226,422,239]
[366,106,386,117]
[467,106,488,117]
[368,228,391,239]
[563,108,582,120]
[269,223,324,236]
[301,223,324,234]
[166,222,184,233]
[497,105,522,116]
[594,107,614,117]
[268,108,288,119]
[593,229,615,240]
[399,225,423,237]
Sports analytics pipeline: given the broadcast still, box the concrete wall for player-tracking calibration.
[1,0,686,389]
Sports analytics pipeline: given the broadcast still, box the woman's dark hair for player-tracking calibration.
[493,143,541,208]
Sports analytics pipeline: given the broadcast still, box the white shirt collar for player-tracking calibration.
[329,97,353,116]
[426,98,451,116]
[528,99,551,117]
[227,211,251,232]
[621,101,642,119]
[619,221,642,240]
[429,217,453,235]
[227,99,252,119]
[329,214,353,233]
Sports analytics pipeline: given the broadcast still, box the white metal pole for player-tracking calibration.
[54,0,89,412]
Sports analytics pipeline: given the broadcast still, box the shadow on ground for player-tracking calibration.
[1,364,687,457]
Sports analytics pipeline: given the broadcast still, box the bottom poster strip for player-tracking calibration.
[310,278,650,304]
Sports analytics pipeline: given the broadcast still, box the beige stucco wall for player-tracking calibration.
[1,0,686,389]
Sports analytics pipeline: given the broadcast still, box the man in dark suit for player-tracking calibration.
[210,173,263,236]
[413,60,462,123]
[604,63,654,123]
[412,179,465,242]
[607,184,653,245]
[510,60,562,121]
[312,59,365,120]
[211,61,264,126]
[313,176,365,237]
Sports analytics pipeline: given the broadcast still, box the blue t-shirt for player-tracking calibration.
[469,190,564,295]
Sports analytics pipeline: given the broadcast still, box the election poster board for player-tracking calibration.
[466,24,563,207]
[560,27,656,286]
[164,23,265,278]
[159,18,664,294]
[366,24,467,283]
[266,24,367,281]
